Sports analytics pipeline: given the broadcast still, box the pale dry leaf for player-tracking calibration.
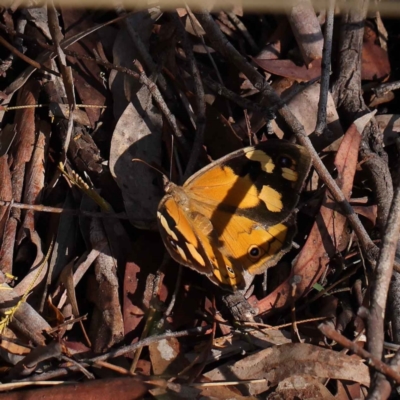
[278,82,343,143]
[88,217,124,353]
[274,375,336,400]
[149,337,182,375]
[22,6,52,40]
[109,95,162,230]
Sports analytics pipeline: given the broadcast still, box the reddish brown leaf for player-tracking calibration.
[0,377,149,399]
[362,24,390,80]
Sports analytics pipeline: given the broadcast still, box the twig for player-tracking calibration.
[372,80,400,97]
[133,60,189,152]
[45,315,88,334]
[114,6,172,98]
[194,10,379,264]
[187,6,233,118]
[0,35,59,77]
[22,326,211,382]
[241,316,327,330]
[60,355,94,380]
[314,0,335,136]
[0,200,129,219]
[163,264,183,319]
[93,360,132,376]
[279,75,321,106]
[170,12,206,181]
[1,22,189,155]
[202,75,274,120]
[88,326,209,362]
[7,342,62,380]
[372,349,400,398]
[0,381,67,392]
[319,322,400,384]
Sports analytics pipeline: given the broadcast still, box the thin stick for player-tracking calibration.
[372,80,400,97]
[319,322,400,384]
[171,12,206,181]
[187,6,233,118]
[0,35,59,77]
[163,264,183,319]
[45,315,88,333]
[0,199,129,219]
[314,0,335,136]
[21,325,211,382]
[133,60,189,152]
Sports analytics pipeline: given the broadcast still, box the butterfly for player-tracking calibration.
[157,141,312,290]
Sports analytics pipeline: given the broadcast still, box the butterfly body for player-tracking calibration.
[157,141,311,290]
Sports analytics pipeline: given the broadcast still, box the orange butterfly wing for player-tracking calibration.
[157,141,311,289]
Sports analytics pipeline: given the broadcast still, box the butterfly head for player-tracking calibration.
[163,175,175,193]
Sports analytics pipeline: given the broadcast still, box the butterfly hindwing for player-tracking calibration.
[157,196,239,287]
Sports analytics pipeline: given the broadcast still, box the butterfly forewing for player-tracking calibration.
[185,141,311,227]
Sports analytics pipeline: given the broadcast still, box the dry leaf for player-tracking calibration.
[204,343,370,396]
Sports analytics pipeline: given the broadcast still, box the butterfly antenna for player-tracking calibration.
[170,135,174,181]
[131,158,168,181]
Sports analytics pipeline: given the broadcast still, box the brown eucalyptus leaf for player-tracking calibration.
[88,217,124,353]
[204,343,369,396]
[22,6,51,40]
[0,154,12,240]
[14,231,46,297]
[17,121,50,244]
[0,328,30,356]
